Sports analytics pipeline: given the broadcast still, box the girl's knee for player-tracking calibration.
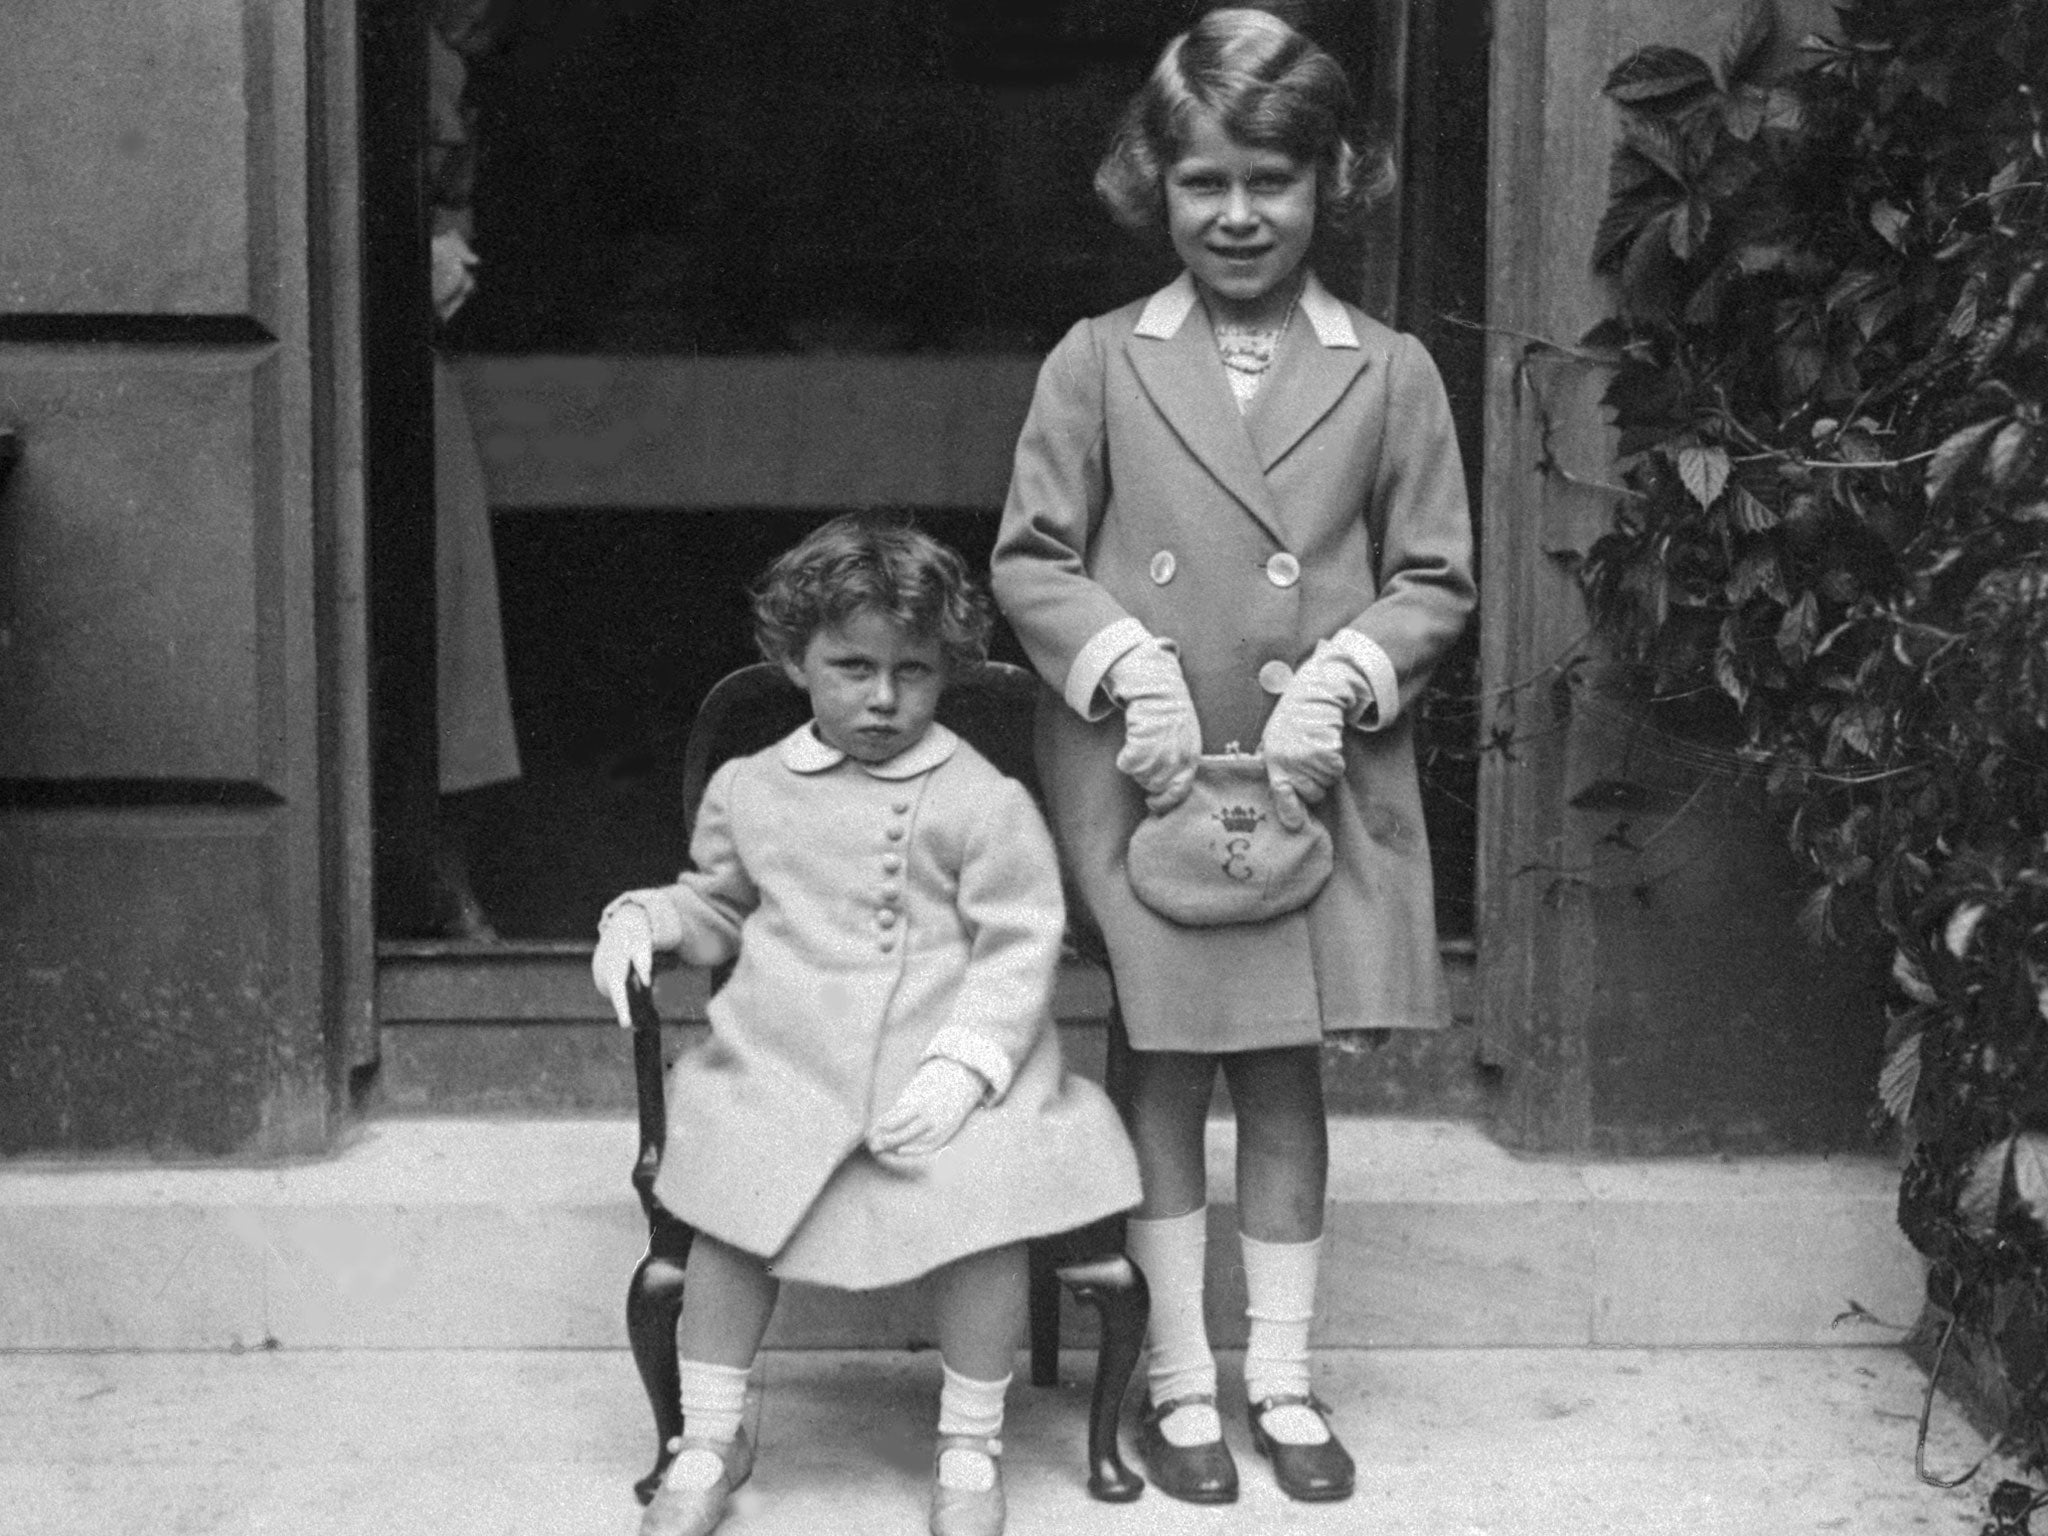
[1223,1045,1326,1115]
[1237,1116,1328,1177]
[1130,1049,1219,1102]
[1227,1050,1329,1171]
[930,1244,1028,1374]
[1128,1098,1212,1213]
[930,1240,1028,1294]
[690,1231,769,1277]
[1237,1090,1327,1157]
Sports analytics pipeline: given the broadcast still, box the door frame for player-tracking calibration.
[312,0,380,1089]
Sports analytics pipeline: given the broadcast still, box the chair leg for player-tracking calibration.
[1056,1253,1149,1502]
[1028,1240,1063,1388]
[626,1211,695,1505]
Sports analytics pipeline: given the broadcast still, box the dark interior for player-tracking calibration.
[374,0,1490,942]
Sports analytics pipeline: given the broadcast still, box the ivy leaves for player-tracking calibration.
[1579,0,2048,1292]
[1584,0,2047,760]
[1604,46,1717,110]
[1593,0,1797,307]
[1676,444,1732,510]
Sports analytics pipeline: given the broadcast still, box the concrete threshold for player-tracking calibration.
[0,1117,1924,1352]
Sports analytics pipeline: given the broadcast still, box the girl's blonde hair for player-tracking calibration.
[1094,7,1394,247]
[752,513,993,678]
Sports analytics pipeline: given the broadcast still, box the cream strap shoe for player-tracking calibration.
[929,1433,1005,1536]
[639,1430,753,1536]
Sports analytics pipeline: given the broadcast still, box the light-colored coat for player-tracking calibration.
[990,273,1476,1051]
[622,723,1141,1289]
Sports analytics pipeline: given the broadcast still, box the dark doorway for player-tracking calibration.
[369,0,1488,945]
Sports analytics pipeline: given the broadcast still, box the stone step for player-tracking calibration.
[0,1117,1922,1353]
[366,940,1490,1119]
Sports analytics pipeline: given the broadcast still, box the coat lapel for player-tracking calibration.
[1124,275,1287,543]
[1245,275,1370,473]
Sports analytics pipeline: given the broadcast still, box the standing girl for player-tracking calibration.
[593,516,1141,1536]
[991,8,1475,1506]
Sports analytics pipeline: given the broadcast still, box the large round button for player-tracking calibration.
[891,800,910,815]
[885,824,905,841]
[1266,552,1302,588]
[1258,660,1295,695]
[1149,550,1177,585]
[880,853,903,873]
[877,908,899,929]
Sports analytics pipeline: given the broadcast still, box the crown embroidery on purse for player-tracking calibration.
[1214,804,1265,835]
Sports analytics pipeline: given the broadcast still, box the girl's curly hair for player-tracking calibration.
[1094,7,1395,250]
[752,513,993,678]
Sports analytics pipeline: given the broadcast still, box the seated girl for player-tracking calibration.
[593,513,1142,1536]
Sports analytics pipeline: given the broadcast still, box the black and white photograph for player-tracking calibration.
[3,1,2045,1531]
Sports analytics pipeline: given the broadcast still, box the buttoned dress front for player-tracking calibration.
[616,722,1141,1290]
[990,273,1477,1053]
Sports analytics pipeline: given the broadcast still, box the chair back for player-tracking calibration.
[679,660,1044,841]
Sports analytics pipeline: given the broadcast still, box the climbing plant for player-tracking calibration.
[1577,0,2048,1499]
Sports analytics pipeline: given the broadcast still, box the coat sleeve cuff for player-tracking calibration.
[1065,617,1153,720]
[924,1026,1014,1103]
[600,890,684,950]
[1331,628,1401,731]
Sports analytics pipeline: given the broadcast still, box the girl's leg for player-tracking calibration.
[1220,1045,1349,1482]
[1220,1043,1328,1243]
[928,1239,1027,1384]
[1124,1050,1228,1459]
[653,1232,780,1516]
[927,1243,1026,1531]
[1127,1049,1215,1220]
[677,1232,782,1370]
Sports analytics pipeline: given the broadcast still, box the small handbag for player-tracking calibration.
[1126,751,1334,927]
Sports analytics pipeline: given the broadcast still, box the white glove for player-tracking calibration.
[867,1057,988,1158]
[1107,638,1202,813]
[1259,640,1373,831]
[591,902,654,1029]
[431,230,479,322]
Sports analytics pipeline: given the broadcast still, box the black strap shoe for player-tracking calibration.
[1136,1394,1239,1504]
[1248,1393,1356,1502]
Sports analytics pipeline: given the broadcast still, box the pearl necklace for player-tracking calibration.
[1209,283,1300,406]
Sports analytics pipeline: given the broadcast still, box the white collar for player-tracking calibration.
[779,721,960,780]
[1133,270,1358,349]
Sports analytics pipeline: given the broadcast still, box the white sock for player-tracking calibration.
[1241,1231,1328,1446]
[1127,1207,1219,1446]
[937,1362,1009,1440]
[669,1358,751,1488]
[936,1364,1008,1490]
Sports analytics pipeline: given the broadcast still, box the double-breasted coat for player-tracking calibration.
[610,722,1141,1290]
[990,273,1476,1052]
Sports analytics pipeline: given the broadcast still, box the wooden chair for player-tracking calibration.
[624,660,1148,1505]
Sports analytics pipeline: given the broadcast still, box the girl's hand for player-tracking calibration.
[867,1058,988,1159]
[1260,642,1370,830]
[1107,638,1202,813]
[591,904,654,1029]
